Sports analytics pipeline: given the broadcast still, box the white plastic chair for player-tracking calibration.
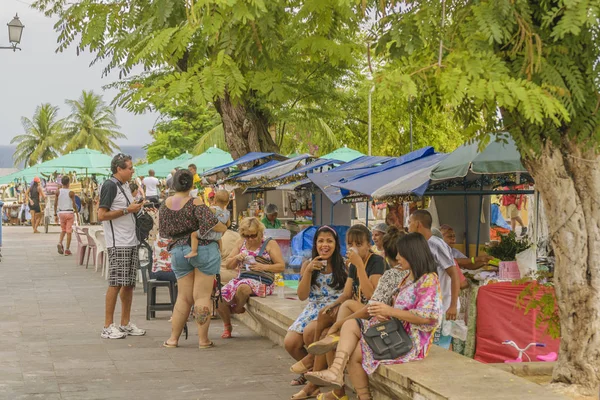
[94,230,107,276]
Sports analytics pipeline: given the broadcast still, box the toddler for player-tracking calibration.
[185,189,231,258]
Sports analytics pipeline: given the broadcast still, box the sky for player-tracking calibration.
[0,0,158,147]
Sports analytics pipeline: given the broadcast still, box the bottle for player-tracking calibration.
[275,273,285,299]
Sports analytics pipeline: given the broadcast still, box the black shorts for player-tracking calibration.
[30,202,41,213]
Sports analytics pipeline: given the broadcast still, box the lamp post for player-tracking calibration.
[1,14,24,51]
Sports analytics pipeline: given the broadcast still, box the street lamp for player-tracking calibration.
[1,14,24,51]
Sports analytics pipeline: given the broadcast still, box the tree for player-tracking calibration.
[368,0,600,393]
[11,103,64,167]
[145,103,224,163]
[61,90,125,154]
[33,0,363,159]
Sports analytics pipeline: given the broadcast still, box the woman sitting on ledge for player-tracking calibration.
[284,226,347,399]
[305,233,442,400]
[217,217,285,339]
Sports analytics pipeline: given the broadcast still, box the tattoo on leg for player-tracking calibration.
[194,306,211,325]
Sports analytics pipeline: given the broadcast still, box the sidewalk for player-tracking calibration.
[0,226,301,400]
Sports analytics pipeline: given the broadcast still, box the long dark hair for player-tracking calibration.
[311,226,347,290]
[396,232,437,281]
[30,181,39,195]
[173,169,194,192]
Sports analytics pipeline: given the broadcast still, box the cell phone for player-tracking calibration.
[136,198,144,204]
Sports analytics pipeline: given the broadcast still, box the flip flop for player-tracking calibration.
[57,244,64,255]
[198,341,214,349]
[162,341,178,348]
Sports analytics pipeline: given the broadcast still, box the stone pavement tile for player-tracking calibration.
[106,347,170,361]
[19,360,55,376]
[113,358,183,373]
[50,344,111,361]
[53,359,115,371]
[11,394,62,400]
[22,377,60,395]
[0,350,20,362]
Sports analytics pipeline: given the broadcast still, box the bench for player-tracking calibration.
[234,289,566,400]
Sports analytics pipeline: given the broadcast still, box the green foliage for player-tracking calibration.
[368,0,600,153]
[516,281,560,340]
[144,103,224,163]
[11,103,64,167]
[61,90,125,154]
[485,232,531,261]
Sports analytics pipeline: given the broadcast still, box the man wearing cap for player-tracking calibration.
[262,203,282,229]
[371,223,388,257]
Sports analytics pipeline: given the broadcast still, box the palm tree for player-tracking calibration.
[61,90,125,153]
[11,103,64,167]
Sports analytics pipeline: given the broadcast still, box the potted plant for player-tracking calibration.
[486,232,531,279]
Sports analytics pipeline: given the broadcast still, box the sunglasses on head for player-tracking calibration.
[243,233,258,239]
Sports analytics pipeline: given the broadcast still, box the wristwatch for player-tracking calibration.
[123,209,129,216]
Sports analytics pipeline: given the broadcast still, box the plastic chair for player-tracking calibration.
[94,230,107,275]
[84,229,97,269]
[141,242,176,320]
[73,227,88,266]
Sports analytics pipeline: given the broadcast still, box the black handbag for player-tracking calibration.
[114,179,154,242]
[363,317,413,361]
[238,238,275,285]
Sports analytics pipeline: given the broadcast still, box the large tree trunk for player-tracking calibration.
[214,91,279,159]
[524,137,600,395]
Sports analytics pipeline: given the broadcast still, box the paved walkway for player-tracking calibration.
[0,226,301,400]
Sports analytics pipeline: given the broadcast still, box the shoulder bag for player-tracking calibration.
[114,178,154,243]
[239,238,275,285]
[362,274,413,360]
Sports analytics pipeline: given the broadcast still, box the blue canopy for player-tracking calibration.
[337,147,435,184]
[307,157,392,203]
[202,152,277,176]
[227,160,280,181]
[232,154,311,182]
[334,153,448,198]
[260,158,341,186]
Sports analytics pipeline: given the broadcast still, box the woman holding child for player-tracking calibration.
[217,217,285,339]
[159,170,227,349]
[305,233,443,400]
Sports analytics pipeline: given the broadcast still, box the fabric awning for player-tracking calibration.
[202,152,280,176]
[232,154,311,182]
[321,146,364,162]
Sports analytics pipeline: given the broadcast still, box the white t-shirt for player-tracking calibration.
[143,176,160,197]
[428,235,460,313]
[99,178,138,248]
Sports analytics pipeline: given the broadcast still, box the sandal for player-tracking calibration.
[162,341,178,348]
[199,341,214,349]
[290,358,312,374]
[307,334,340,355]
[290,374,307,386]
[221,324,232,339]
[291,388,320,400]
[316,392,348,400]
[57,244,64,255]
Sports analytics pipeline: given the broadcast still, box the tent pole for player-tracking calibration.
[320,193,323,225]
[463,178,469,258]
[365,201,369,226]
[535,190,540,246]
[330,203,334,225]
[475,176,485,257]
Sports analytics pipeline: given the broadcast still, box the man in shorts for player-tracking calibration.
[98,154,146,339]
[408,210,461,350]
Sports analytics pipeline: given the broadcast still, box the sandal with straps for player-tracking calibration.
[316,392,348,400]
[290,374,307,386]
[291,387,320,400]
[221,324,232,339]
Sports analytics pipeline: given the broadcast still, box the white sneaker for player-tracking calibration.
[119,322,146,336]
[101,324,127,339]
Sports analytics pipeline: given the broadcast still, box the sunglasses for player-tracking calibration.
[243,233,258,239]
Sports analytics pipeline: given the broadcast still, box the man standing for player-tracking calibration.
[188,164,201,185]
[408,210,460,349]
[142,169,160,206]
[98,154,146,339]
[54,175,79,256]
[262,203,282,229]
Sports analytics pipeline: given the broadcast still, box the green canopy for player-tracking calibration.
[153,152,194,178]
[430,136,527,181]
[321,145,364,163]
[178,147,233,173]
[41,148,112,175]
[135,156,172,177]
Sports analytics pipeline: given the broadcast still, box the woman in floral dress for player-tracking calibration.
[305,233,442,400]
[217,217,285,339]
[284,226,347,399]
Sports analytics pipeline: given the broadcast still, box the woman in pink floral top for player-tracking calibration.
[305,233,442,400]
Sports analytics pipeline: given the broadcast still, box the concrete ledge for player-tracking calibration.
[491,361,556,377]
[234,290,566,400]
